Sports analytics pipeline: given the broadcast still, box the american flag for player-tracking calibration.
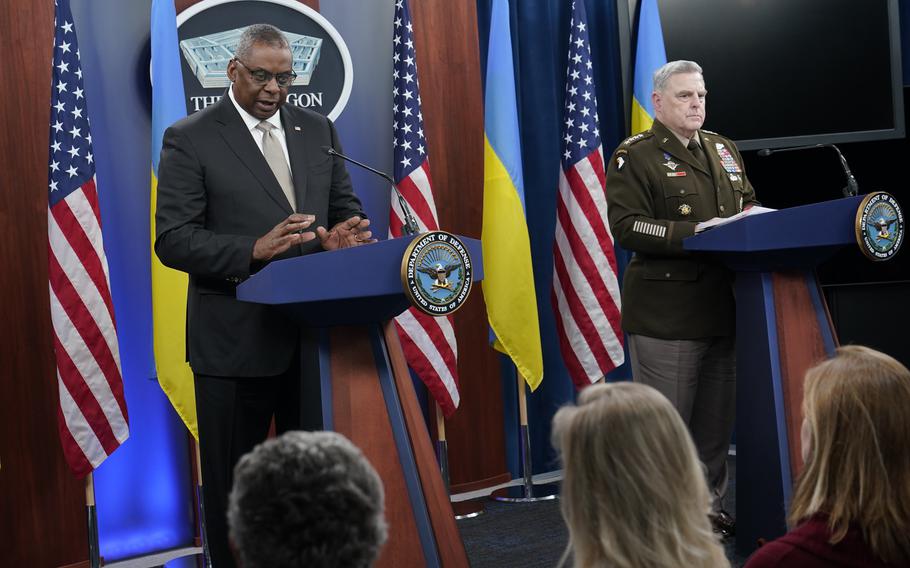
[390,0,460,416]
[47,0,129,477]
[552,1,624,389]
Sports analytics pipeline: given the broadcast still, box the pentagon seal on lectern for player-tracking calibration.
[401,232,472,316]
[855,192,904,261]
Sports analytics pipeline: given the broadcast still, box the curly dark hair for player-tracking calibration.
[227,431,387,568]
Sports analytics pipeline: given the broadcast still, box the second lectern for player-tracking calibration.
[685,194,900,553]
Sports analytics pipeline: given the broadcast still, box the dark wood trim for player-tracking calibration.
[772,271,831,479]
[58,561,91,568]
[449,472,513,496]
[329,326,426,568]
[384,323,470,567]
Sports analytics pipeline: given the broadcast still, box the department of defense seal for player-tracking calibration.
[855,192,904,261]
[401,231,472,316]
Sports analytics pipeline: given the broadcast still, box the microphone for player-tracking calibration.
[757,144,859,197]
[322,146,420,236]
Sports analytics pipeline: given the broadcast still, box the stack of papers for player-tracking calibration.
[695,206,777,233]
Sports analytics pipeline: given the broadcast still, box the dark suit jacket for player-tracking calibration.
[605,119,759,339]
[155,95,365,377]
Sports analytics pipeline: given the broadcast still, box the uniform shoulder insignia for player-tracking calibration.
[701,129,719,135]
[621,131,654,147]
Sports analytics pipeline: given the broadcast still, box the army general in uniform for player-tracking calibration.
[605,60,758,535]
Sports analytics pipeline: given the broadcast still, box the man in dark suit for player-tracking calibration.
[155,24,372,567]
[605,60,758,538]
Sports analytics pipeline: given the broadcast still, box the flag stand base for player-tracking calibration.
[491,421,559,503]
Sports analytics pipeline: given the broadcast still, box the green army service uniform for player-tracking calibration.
[605,118,758,507]
[606,119,758,338]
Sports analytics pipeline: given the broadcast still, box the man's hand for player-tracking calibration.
[252,213,316,261]
[316,216,376,251]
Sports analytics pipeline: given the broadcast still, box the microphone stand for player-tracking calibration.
[324,146,421,236]
[758,144,859,197]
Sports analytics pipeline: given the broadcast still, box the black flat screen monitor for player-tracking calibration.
[656,0,904,150]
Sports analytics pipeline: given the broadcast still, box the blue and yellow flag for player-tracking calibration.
[631,0,667,134]
[481,0,544,390]
[150,0,196,438]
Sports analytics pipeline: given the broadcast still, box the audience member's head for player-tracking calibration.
[789,345,910,564]
[227,430,387,568]
[552,382,728,568]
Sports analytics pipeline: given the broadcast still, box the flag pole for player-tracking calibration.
[192,437,213,568]
[494,372,557,503]
[434,401,450,490]
[85,473,101,568]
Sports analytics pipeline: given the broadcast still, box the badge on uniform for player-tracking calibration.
[715,143,742,173]
[616,155,626,170]
[661,159,679,171]
[678,203,692,216]
[666,171,687,177]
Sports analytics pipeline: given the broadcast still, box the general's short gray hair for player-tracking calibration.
[653,60,703,92]
[234,23,290,61]
[228,431,388,568]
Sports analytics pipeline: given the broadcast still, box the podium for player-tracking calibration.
[237,235,483,567]
[685,195,865,553]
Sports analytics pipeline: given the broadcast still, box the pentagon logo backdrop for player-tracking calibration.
[177,0,352,120]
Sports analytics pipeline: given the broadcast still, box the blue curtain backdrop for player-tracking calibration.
[477,0,630,478]
[70,0,195,562]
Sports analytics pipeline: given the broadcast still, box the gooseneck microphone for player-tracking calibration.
[322,146,420,236]
[757,144,859,198]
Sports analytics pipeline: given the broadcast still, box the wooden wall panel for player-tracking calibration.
[410,0,510,491]
[0,1,90,566]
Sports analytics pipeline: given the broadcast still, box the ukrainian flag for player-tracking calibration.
[151,0,196,438]
[631,0,667,135]
[481,0,543,390]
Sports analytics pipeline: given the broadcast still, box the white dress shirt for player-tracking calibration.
[228,86,293,171]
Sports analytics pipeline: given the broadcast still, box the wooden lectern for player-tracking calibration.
[685,195,869,553]
[237,235,482,567]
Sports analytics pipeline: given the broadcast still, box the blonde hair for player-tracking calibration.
[789,345,910,564]
[552,382,729,568]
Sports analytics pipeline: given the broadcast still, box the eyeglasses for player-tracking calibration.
[234,59,297,88]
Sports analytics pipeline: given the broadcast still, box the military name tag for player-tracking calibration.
[401,231,473,316]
